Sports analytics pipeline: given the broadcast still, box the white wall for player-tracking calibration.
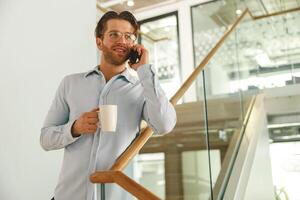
[0,0,96,199]
[243,120,275,200]
[223,95,275,200]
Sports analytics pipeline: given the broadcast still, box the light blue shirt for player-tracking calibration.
[40,64,177,200]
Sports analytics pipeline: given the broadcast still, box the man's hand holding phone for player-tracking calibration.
[128,44,149,71]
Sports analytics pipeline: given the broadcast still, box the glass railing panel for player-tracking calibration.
[191,0,243,67]
[191,4,256,200]
[95,183,136,200]
[228,13,256,118]
[131,153,166,199]
[198,32,244,200]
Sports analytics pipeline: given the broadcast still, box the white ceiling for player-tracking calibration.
[98,0,180,12]
[98,0,300,16]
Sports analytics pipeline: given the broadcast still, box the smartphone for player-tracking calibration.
[128,49,140,64]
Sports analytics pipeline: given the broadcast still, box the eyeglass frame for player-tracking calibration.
[104,31,137,43]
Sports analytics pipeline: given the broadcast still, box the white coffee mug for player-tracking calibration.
[98,105,118,132]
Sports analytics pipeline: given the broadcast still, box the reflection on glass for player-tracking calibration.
[140,13,181,98]
[95,182,135,200]
[133,153,165,199]
[182,150,221,200]
[193,4,300,96]
[191,0,241,66]
[235,12,300,91]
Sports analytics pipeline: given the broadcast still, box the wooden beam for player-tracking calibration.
[90,171,160,200]
[90,171,115,183]
[164,149,183,200]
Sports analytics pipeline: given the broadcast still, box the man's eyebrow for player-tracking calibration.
[108,29,134,34]
[108,29,119,32]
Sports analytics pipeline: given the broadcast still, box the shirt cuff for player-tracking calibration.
[63,119,81,143]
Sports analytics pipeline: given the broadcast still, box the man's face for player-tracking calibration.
[97,19,136,66]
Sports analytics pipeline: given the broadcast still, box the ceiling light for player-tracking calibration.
[127,0,134,7]
[236,9,242,15]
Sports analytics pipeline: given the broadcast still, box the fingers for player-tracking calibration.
[87,117,98,124]
[86,124,98,133]
[132,44,145,56]
[90,107,99,112]
[73,108,102,134]
[84,113,99,126]
[85,111,99,118]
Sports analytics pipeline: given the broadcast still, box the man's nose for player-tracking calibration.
[117,35,127,43]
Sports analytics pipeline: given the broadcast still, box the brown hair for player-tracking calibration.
[95,11,139,38]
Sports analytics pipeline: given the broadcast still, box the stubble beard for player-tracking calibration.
[102,44,129,66]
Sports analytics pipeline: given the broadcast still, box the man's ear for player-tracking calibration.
[96,37,103,50]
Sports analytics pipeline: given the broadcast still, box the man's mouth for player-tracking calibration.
[112,47,127,55]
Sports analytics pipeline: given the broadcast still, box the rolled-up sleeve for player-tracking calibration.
[137,64,177,134]
[40,76,79,151]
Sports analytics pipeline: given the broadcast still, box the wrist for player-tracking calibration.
[71,120,81,137]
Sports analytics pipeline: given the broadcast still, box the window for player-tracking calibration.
[139,12,181,98]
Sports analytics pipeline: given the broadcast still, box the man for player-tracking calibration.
[40,11,176,200]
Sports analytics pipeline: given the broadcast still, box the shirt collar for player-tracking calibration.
[84,66,136,84]
[84,66,101,77]
[120,68,138,84]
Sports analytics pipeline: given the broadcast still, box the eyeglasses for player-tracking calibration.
[107,31,137,43]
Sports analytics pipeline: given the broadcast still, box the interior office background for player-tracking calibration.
[1,0,300,199]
